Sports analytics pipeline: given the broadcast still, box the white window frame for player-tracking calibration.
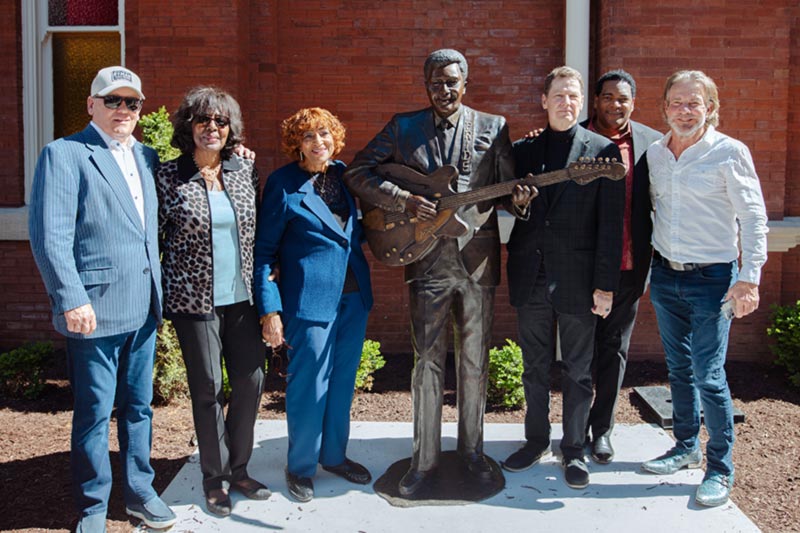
[0,0,124,240]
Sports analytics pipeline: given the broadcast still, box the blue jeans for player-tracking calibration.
[649,260,737,476]
[66,313,158,517]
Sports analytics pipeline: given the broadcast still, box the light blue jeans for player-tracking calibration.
[649,260,737,477]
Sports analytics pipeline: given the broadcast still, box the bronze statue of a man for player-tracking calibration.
[345,49,533,496]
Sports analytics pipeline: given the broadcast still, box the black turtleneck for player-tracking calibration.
[542,124,578,203]
[544,123,578,171]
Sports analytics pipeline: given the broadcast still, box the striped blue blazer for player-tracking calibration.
[28,124,162,338]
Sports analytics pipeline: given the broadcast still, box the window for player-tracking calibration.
[21,0,124,202]
[0,0,123,239]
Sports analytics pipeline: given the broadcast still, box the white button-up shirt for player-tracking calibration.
[90,121,146,229]
[648,125,768,284]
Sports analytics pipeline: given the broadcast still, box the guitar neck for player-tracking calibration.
[437,168,572,210]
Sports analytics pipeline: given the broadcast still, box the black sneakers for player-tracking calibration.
[563,457,590,489]
[501,443,552,472]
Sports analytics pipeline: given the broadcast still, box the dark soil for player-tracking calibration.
[1,355,798,532]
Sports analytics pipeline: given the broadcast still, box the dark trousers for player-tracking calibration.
[516,270,597,459]
[172,300,266,493]
[408,244,494,471]
[588,269,640,440]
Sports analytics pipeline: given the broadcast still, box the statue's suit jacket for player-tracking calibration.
[29,124,162,338]
[344,105,515,286]
[507,126,625,313]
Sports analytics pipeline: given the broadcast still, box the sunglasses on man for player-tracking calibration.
[194,115,231,128]
[93,95,143,112]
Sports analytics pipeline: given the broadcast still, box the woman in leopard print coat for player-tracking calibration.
[156,86,268,517]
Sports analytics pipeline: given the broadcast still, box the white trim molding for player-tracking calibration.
[496,212,800,253]
[565,0,591,123]
[0,207,30,240]
[765,217,800,252]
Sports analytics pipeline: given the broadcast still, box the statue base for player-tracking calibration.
[373,450,506,507]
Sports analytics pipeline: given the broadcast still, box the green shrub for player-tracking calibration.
[152,320,237,404]
[0,341,54,399]
[487,339,525,408]
[139,106,181,163]
[355,339,385,391]
[766,301,800,388]
[221,363,232,399]
[140,107,186,405]
[153,321,189,404]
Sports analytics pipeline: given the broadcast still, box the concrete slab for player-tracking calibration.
[157,421,760,533]
[634,385,746,429]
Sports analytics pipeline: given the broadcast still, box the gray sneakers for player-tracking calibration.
[125,496,177,529]
[641,446,703,475]
[695,472,733,507]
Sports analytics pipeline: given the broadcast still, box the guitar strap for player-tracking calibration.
[459,109,474,176]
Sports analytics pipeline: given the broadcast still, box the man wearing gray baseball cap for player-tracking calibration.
[29,65,176,531]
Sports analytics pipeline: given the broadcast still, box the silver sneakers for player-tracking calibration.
[641,447,703,475]
[695,472,733,507]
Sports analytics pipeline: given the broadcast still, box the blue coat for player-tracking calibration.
[253,160,373,322]
[28,125,162,338]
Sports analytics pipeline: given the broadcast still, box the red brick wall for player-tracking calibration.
[123,0,563,354]
[784,2,800,217]
[4,0,799,361]
[0,0,23,207]
[0,242,60,350]
[0,2,54,352]
[782,6,800,323]
[596,0,792,217]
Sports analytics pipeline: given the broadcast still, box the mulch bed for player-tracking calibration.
[1,356,798,532]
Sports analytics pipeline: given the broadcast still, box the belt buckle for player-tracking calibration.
[666,259,688,271]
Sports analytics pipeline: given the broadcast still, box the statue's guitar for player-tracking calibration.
[361,158,626,266]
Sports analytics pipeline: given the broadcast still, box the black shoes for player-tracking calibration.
[285,468,314,502]
[563,457,590,489]
[231,478,272,500]
[591,435,615,464]
[501,443,551,472]
[398,467,436,497]
[322,458,372,484]
[205,488,231,517]
[460,453,494,481]
[286,459,369,503]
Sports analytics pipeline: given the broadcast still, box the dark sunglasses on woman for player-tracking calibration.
[93,95,143,112]
[194,115,231,128]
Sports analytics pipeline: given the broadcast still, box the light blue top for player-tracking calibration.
[208,190,249,306]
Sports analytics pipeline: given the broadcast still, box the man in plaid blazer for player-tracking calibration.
[503,66,624,490]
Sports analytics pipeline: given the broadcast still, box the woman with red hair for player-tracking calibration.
[254,108,374,502]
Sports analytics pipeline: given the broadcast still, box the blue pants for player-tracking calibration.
[649,260,737,476]
[283,292,369,478]
[65,313,158,518]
